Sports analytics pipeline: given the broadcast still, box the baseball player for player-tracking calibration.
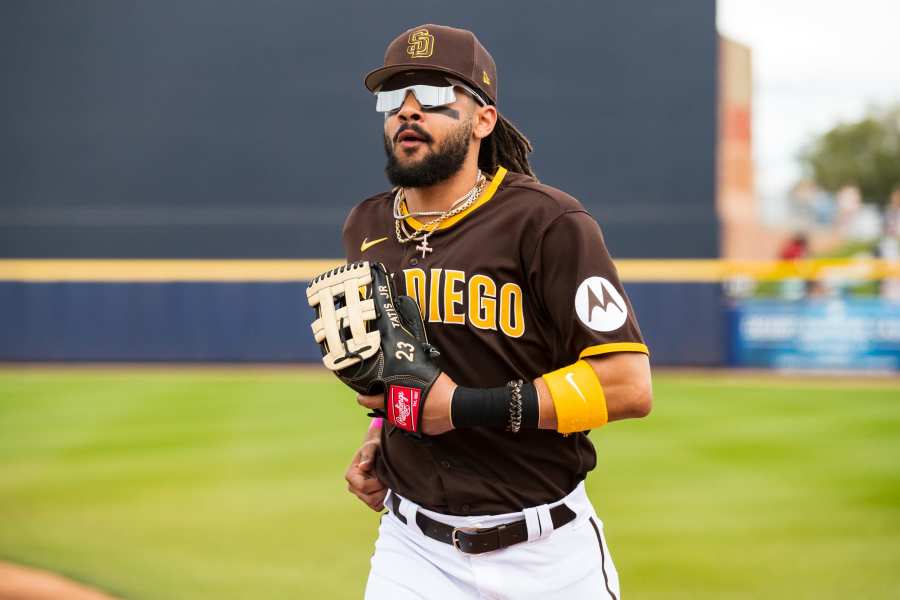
[340,24,652,599]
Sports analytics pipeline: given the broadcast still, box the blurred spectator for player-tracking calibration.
[779,234,809,260]
[789,180,817,225]
[789,180,836,227]
[778,234,809,300]
[849,205,884,241]
[885,187,900,238]
[880,187,900,300]
[835,185,862,231]
[878,239,900,300]
[812,189,837,226]
[832,184,882,241]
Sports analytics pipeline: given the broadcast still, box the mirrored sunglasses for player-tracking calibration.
[374,83,486,113]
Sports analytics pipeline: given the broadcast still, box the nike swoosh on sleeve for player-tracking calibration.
[565,372,587,402]
[360,237,389,252]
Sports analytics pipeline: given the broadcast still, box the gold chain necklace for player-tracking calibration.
[394,173,488,258]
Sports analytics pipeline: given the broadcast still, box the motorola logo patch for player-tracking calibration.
[575,277,627,332]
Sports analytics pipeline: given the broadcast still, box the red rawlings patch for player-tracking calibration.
[387,385,421,432]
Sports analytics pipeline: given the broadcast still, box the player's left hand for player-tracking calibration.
[357,372,456,435]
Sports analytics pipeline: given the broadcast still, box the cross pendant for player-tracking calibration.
[415,238,434,258]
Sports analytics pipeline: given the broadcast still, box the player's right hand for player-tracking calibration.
[345,437,387,512]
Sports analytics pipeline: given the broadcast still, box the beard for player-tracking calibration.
[384,119,473,188]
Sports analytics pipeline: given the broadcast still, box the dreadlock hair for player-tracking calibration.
[478,113,536,179]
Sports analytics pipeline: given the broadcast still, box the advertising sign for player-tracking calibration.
[729,299,900,371]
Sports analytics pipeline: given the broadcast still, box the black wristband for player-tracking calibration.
[451,382,540,430]
[451,385,508,429]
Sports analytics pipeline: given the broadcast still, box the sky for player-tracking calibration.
[717,0,900,216]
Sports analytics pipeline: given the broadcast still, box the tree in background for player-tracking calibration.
[800,104,900,206]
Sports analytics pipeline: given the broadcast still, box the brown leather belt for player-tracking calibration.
[388,494,576,554]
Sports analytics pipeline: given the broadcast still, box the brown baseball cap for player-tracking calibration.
[364,24,498,105]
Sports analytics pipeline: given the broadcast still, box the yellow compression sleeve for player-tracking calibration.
[542,360,607,434]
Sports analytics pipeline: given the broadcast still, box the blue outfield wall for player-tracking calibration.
[0,282,724,365]
[1,282,310,362]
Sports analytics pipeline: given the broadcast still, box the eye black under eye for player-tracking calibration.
[423,105,461,120]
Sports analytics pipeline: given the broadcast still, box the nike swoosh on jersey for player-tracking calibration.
[360,236,389,252]
[565,372,587,402]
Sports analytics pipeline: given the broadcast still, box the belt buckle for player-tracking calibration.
[451,524,507,554]
[450,526,477,553]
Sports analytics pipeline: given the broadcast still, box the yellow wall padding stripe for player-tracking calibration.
[0,259,344,282]
[616,259,900,282]
[543,360,608,434]
[580,343,650,358]
[0,258,897,283]
[401,166,508,231]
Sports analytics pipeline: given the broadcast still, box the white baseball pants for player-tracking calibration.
[364,481,621,600]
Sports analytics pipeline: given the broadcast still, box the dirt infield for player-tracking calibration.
[0,563,119,600]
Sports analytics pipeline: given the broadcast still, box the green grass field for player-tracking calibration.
[1,368,899,599]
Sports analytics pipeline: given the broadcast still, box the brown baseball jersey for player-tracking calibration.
[342,166,649,515]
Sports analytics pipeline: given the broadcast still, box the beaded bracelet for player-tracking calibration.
[506,379,524,433]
